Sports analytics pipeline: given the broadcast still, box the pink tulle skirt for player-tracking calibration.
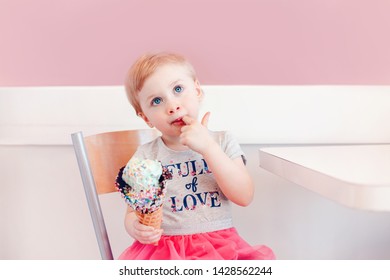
[118,227,275,260]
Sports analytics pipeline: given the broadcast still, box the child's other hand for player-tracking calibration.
[180,112,216,154]
[132,219,163,245]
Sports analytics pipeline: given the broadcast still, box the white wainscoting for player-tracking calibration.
[1,85,390,145]
[1,86,390,260]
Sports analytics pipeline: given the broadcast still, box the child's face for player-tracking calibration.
[138,63,203,138]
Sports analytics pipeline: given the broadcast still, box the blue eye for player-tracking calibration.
[174,85,183,93]
[151,97,162,106]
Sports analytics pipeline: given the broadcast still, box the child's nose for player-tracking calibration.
[168,106,181,114]
[167,100,181,114]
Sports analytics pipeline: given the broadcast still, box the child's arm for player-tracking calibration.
[124,207,163,244]
[180,113,254,206]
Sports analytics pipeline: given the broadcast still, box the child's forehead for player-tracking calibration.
[152,63,191,77]
[144,63,193,84]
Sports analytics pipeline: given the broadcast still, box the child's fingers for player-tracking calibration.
[182,113,210,127]
[148,229,163,244]
[138,229,163,244]
[201,112,210,128]
[182,115,194,125]
[133,221,163,243]
[134,221,155,231]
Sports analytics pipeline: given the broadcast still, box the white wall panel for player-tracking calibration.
[1,86,390,259]
[1,86,389,145]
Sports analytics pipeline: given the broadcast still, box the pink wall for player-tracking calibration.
[1,0,389,86]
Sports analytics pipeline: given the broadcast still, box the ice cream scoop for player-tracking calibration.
[116,157,171,214]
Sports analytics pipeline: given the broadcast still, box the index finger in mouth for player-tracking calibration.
[181,115,193,125]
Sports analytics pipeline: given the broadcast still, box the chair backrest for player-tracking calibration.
[71,129,159,259]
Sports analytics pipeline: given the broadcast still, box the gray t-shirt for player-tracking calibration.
[133,130,245,235]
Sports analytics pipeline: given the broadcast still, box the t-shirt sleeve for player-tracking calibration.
[130,138,158,160]
[221,131,246,164]
[132,146,146,159]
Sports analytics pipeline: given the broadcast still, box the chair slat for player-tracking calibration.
[85,130,159,194]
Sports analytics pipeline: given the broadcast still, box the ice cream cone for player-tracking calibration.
[135,206,163,229]
[116,158,172,246]
[136,207,163,246]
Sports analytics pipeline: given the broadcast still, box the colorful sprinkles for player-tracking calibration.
[115,158,172,214]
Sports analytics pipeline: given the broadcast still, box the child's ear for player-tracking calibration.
[137,112,154,128]
[195,79,203,99]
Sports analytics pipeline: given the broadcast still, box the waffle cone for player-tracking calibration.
[136,207,163,246]
[135,206,163,230]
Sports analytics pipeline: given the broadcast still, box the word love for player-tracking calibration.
[170,191,221,212]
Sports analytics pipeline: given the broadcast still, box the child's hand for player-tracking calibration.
[180,112,216,154]
[131,219,163,244]
[126,212,163,244]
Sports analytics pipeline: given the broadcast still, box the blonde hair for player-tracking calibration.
[125,52,197,115]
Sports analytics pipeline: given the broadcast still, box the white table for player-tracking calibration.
[259,144,390,211]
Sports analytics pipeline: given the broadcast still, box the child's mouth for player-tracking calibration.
[171,117,185,126]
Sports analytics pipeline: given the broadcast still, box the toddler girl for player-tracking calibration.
[118,52,275,260]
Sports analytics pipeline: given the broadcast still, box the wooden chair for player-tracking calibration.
[71,129,159,259]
